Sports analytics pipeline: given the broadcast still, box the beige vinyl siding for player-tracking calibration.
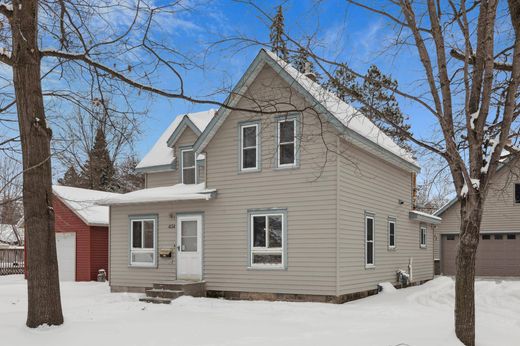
[436,163,520,246]
[337,140,433,295]
[110,64,339,295]
[145,126,200,188]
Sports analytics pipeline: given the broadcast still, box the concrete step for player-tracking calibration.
[153,281,206,297]
[145,288,184,299]
[139,297,172,304]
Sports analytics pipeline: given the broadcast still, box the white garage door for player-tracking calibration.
[55,232,76,281]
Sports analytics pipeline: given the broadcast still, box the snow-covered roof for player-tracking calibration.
[194,49,418,172]
[136,109,216,172]
[409,210,442,224]
[98,183,216,206]
[53,185,121,226]
[263,50,417,166]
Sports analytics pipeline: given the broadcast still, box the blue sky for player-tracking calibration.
[135,0,438,160]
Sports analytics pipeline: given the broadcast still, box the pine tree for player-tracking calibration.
[326,64,412,151]
[270,5,289,61]
[115,155,145,193]
[58,165,87,188]
[83,127,116,191]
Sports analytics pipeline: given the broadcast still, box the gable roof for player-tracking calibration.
[52,185,121,226]
[194,49,419,173]
[136,109,216,172]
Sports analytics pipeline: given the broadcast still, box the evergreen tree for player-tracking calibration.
[326,64,412,151]
[115,155,145,193]
[57,165,87,188]
[83,127,116,191]
[270,5,289,61]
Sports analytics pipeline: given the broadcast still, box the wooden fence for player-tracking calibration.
[0,248,24,275]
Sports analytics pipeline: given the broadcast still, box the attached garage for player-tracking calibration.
[440,232,520,276]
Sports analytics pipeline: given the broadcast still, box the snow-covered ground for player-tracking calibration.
[1,275,519,346]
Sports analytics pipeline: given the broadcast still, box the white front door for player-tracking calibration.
[55,232,76,281]
[176,214,202,281]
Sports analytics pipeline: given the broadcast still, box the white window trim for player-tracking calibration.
[365,214,375,268]
[277,118,296,168]
[130,218,157,267]
[240,123,259,171]
[388,219,396,250]
[250,213,285,269]
[420,226,427,249]
[181,148,197,184]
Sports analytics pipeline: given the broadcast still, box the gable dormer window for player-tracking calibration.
[181,148,196,184]
[277,117,297,168]
[240,122,259,171]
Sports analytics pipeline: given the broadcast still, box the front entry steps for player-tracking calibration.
[139,280,206,304]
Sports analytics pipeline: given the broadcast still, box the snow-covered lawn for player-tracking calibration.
[1,275,519,346]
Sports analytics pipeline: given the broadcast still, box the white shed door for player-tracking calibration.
[55,232,76,281]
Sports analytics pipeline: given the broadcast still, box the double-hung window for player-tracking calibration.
[240,123,259,171]
[130,217,157,267]
[181,148,196,184]
[388,218,396,249]
[249,211,285,268]
[420,226,427,248]
[277,118,296,167]
[365,214,375,267]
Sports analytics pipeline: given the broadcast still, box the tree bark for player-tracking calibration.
[11,0,64,327]
[455,197,483,346]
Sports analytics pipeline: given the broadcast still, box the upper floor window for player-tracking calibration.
[420,226,427,248]
[388,218,396,249]
[365,213,375,267]
[515,183,520,203]
[181,148,196,184]
[240,123,259,171]
[277,118,296,167]
[130,216,157,267]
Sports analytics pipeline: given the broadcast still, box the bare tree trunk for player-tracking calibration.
[455,197,483,346]
[11,0,64,327]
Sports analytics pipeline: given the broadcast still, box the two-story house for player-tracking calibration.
[102,49,439,303]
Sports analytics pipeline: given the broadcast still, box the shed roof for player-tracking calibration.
[53,185,121,226]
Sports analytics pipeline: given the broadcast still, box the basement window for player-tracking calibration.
[507,234,516,240]
[482,234,491,240]
[494,234,503,240]
[130,216,157,267]
[446,235,456,240]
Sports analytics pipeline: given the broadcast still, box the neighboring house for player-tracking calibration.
[102,49,439,303]
[25,185,120,281]
[434,162,520,276]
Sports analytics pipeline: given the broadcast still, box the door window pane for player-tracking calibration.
[268,215,282,248]
[143,220,154,248]
[132,221,142,248]
[181,220,197,252]
[253,216,266,247]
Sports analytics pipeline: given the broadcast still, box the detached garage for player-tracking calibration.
[440,233,520,276]
[26,186,120,281]
[434,161,520,277]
